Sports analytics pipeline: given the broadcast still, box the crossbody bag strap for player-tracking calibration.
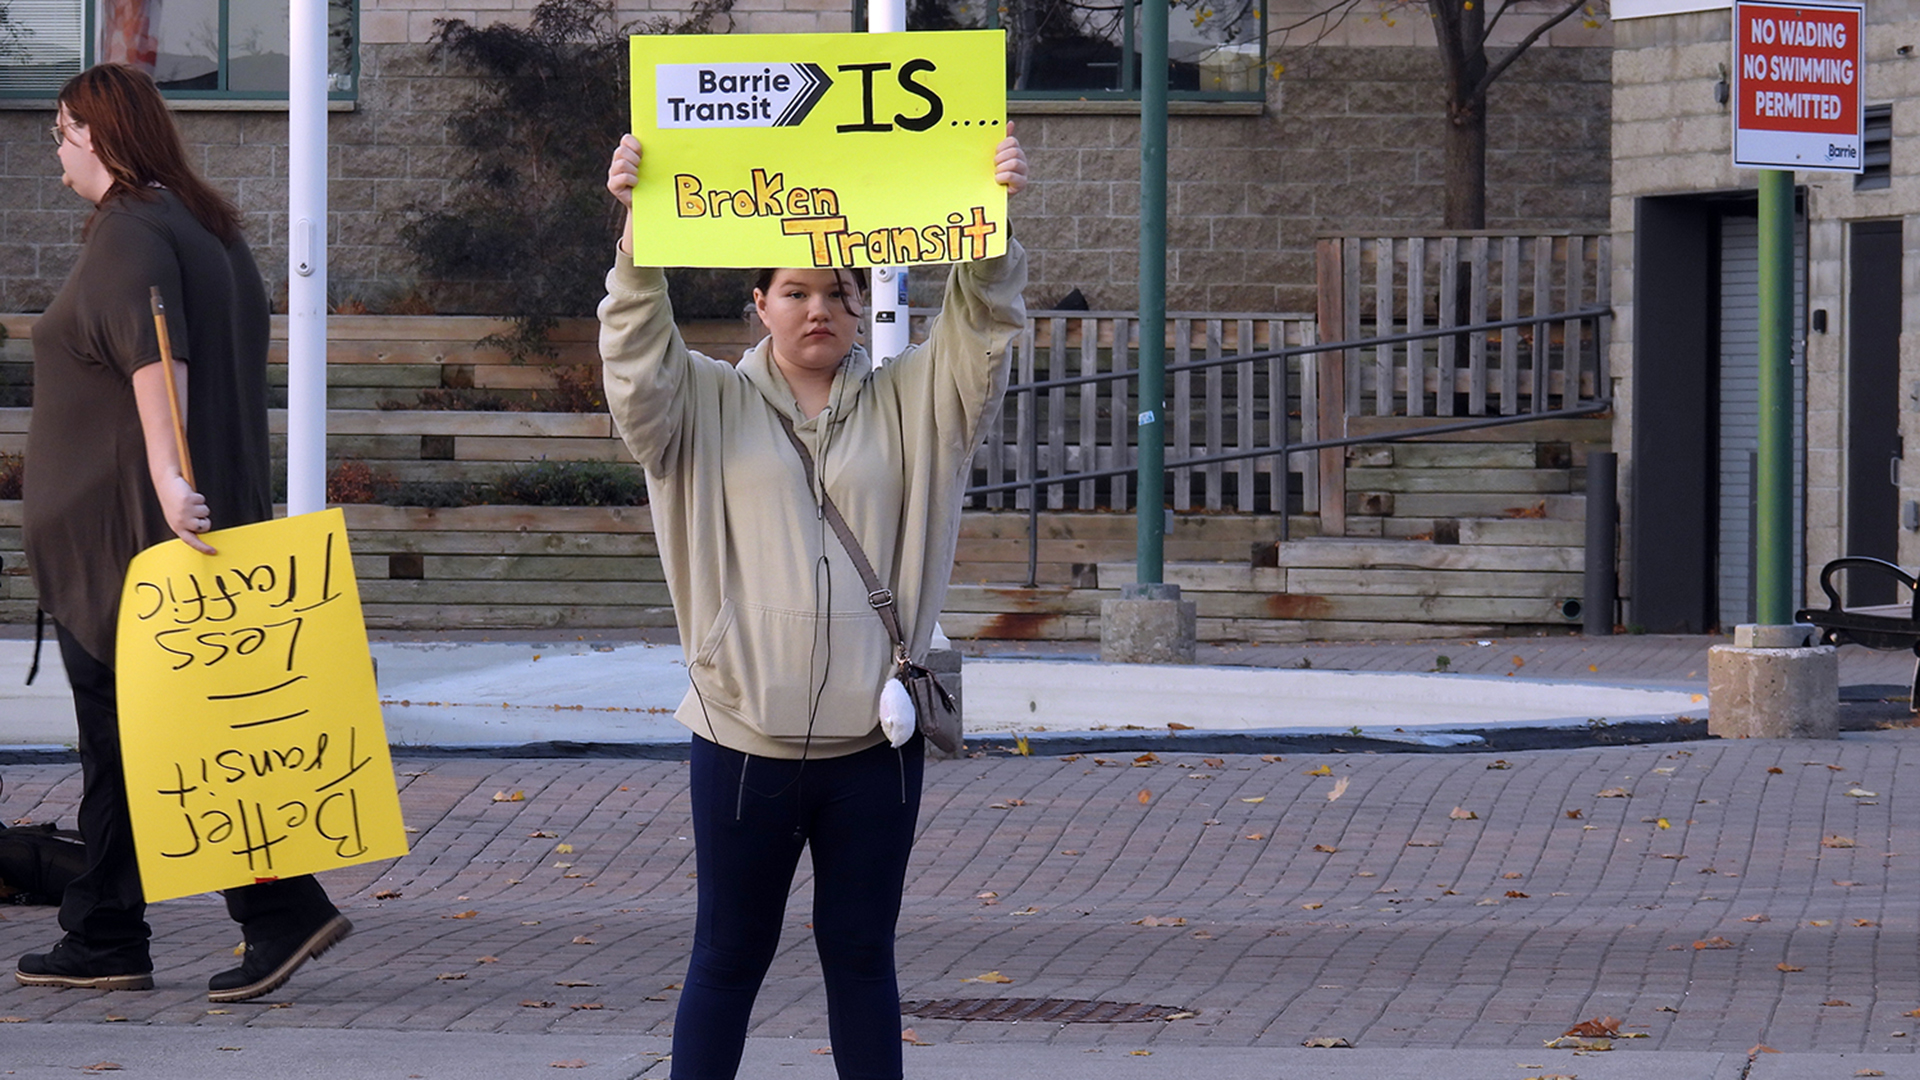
[774,411,909,654]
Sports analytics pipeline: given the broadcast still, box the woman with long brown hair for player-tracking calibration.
[15,63,350,1002]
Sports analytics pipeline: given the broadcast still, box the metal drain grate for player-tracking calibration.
[899,998,1191,1023]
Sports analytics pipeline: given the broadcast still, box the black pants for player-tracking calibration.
[673,735,923,1080]
[53,623,338,968]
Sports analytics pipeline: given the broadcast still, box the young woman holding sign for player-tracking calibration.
[16,63,350,1002]
[600,130,1027,1079]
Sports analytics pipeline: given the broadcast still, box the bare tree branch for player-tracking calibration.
[1476,0,1588,94]
[1480,0,1525,46]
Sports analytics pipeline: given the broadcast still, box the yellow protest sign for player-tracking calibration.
[629,30,1007,269]
[115,509,407,903]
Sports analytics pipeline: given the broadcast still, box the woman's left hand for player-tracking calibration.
[995,123,1028,197]
[157,472,216,555]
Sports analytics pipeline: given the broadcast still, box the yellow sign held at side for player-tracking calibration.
[629,31,1008,269]
[116,509,407,903]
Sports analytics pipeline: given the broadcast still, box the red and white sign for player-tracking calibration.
[1733,0,1864,171]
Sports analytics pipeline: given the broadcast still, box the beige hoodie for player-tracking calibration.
[598,244,1027,759]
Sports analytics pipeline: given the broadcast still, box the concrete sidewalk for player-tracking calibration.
[5,632,1905,749]
[10,1024,1913,1079]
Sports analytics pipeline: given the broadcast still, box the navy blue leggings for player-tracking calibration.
[673,734,924,1080]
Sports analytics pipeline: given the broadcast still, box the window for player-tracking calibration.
[856,0,1264,101]
[0,0,356,100]
[1855,103,1891,192]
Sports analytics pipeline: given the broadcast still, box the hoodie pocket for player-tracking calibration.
[687,598,742,709]
[697,599,891,739]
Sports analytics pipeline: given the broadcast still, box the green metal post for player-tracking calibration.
[1755,168,1794,624]
[1136,0,1168,585]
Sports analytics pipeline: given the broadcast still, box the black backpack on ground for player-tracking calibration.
[0,823,86,905]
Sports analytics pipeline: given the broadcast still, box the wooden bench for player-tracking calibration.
[1796,556,1920,704]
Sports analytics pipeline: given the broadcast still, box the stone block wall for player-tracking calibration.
[1,4,1611,318]
[1609,7,1920,618]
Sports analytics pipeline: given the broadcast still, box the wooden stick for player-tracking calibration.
[148,286,195,490]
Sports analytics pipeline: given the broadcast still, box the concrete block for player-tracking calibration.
[1100,583,1197,665]
[1733,623,1816,648]
[1707,644,1839,739]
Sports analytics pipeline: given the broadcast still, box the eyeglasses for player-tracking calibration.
[49,119,78,147]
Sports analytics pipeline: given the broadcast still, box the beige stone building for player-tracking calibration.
[0,0,1611,316]
[1610,0,1914,632]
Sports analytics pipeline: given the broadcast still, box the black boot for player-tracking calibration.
[17,939,153,991]
[207,914,352,1003]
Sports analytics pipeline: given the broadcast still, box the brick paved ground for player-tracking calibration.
[1,728,1916,1054]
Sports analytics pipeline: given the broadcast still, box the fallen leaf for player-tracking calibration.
[1742,913,1771,922]
[963,971,1014,984]
[568,1003,603,1011]
[1260,755,1284,763]
[529,830,557,838]
[1327,777,1351,802]
[1241,797,1266,804]
[1834,880,1859,887]
[492,790,525,803]
[446,910,479,920]
[0,1016,29,1022]
[555,980,597,987]
[1449,806,1479,820]
[1750,1045,1780,1056]
[1846,788,1878,798]
[372,889,402,900]
[1301,1036,1351,1048]
[1305,765,1333,777]
[1168,722,1193,731]
[976,891,998,900]
[1777,963,1804,972]
[1543,1036,1610,1051]
[555,843,575,854]
[550,1062,588,1069]
[812,1048,832,1055]
[1166,1010,1198,1020]
[1138,790,1152,805]
[1565,809,1583,819]
[1810,920,1834,927]
[1488,759,1513,770]
[1597,788,1630,798]
[1132,916,1187,927]
[1130,1050,1153,1056]
[1856,1071,1886,1077]
[1313,844,1338,853]
[902,1028,930,1046]
[1824,999,1854,1007]
[1506,890,1530,898]
[1300,902,1323,910]
[1245,833,1266,840]
[1476,898,1501,906]
[1012,906,1039,916]
[521,1000,555,1008]
[1823,835,1856,848]
[478,955,499,963]
[1767,767,1783,774]
[1564,1016,1621,1037]
[436,972,467,981]
[1906,1009,1920,1018]
[1656,1005,1680,1013]
[1502,872,1524,879]
[82,1065,122,1073]
[1693,937,1734,950]
[1657,818,1671,829]
[571,936,596,945]
[1855,919,1879,927]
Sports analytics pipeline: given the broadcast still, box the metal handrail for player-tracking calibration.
[966,305,1615,587]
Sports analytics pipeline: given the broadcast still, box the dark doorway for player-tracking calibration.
[1846,220,1903,604]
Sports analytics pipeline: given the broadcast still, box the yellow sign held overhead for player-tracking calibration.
[629,31,1008,269]
[116,509,407,903]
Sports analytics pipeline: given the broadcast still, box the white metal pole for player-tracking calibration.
[285,0,328,515]
[866,0,908,366]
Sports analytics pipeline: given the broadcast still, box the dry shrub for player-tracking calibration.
[327,459,396,504]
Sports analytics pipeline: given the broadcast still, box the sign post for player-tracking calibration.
[1732,0,1863,625]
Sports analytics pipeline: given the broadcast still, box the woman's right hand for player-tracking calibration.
[607,134,642,208]
[608,134,641,254]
